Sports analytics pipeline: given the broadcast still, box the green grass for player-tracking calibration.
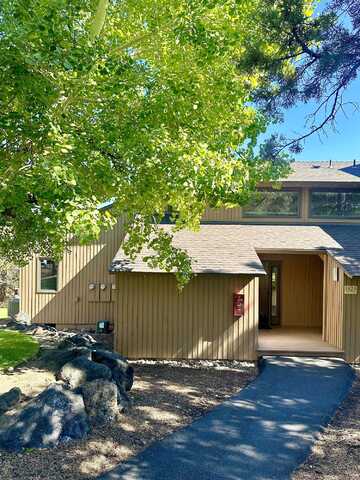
[0,307,8,319]
[0,330,39,370]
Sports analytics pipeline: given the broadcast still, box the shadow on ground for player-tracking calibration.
[0,362,254,480]
[98,357,354,480]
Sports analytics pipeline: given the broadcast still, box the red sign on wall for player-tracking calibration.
[233,293,245,317]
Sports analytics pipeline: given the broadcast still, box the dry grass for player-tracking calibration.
[293,368,360,480]
[0,362,256,480]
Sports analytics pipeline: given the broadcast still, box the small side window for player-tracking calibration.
[38,258,58,292]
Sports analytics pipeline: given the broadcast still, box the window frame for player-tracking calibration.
[37,257,59,293]
[309,188,360,219]
[242,188,301,218]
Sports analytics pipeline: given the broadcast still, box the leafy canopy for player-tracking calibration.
[0,0,311,284]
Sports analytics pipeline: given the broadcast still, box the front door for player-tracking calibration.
[259,261,281,328]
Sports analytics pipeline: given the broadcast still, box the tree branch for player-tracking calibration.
[89,0,109,41]
[291,28,321,59]
[276,87,342,154]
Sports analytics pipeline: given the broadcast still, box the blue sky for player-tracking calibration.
[266,0,360,162]
[269,79,360,161]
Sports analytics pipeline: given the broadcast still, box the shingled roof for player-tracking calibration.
[110,225,266,276]
[283,161,360,183]
[110,224,360,278]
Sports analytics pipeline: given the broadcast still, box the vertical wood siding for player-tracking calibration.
[343,276,360,363]
[202,207,243,222]
[115,273,259,360]
[322,255,344,350]
[19,220,125,328]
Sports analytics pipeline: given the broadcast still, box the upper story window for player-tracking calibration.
[243,190,300,217]
[38,258,58,292]
[310,189,360,218]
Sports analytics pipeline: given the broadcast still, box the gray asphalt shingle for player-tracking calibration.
[110,224,360,278]
[111,225,266,276]
[284,161,360,183]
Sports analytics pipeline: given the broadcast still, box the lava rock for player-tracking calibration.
[14,312,31,325]
[40,347,92,372]
[91,349,128,369]
[57,356,112,389]
[0,387,22,415]
[31,326,56,336]
[81,379,119,425]
[5,320,27,331]
[58,333,98,350]
[91,349,134,391]
[112,365,134,392]
[0,383,89,452]
[117,388,132,413]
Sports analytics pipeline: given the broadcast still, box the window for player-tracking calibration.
[38,258,58,292]
[310,189,360,218]
[243,190,300,217]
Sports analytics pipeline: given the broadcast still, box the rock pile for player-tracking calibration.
[0,384,89,452]
[0,329,134,451]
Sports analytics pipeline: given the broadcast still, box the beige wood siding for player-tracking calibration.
[19,220,125,328]
[258,254,323,328]
[322,255,344,350]
[115,273,259,360]
[343,276,360,363]
[202,207,243,222]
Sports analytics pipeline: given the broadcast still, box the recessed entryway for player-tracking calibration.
[258,253,324,329]
[257,253,344,357]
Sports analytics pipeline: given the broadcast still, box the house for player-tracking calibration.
[20,161,360,362]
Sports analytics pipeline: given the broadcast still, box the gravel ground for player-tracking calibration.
[0,360,256,480]
[293,368,360,480]
[0,367,55,398]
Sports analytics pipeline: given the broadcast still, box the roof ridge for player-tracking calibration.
[292,160,356,164]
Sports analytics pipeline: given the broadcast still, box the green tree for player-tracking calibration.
[0,0,310,283]
[242,0,360,152]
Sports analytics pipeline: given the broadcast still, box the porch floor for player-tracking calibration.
[257,327,344,357]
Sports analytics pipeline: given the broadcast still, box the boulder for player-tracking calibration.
[91,349,134,391]
[39,346,91,372]
[117,388,132,413]
[81,379,119,424]
[30,325,57,336]
[0,383,89,452]
[91,349,128,369]
[5,319,27,331]
[15,312,31,325]
[58,333,98,350]
[112,365,134,393]
[0,387,22,415]
[57,356,112,389]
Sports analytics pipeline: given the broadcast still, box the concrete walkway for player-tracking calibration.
[98,357,354,480]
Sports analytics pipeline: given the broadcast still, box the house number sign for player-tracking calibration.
[344,286,358,295]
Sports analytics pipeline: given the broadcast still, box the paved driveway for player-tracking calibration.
[98,356,354,480]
